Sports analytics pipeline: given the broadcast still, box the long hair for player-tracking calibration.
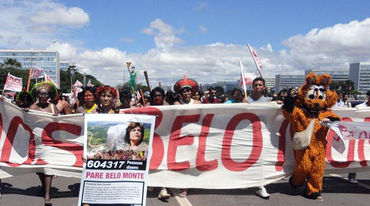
[124,122,144,146]
[150,87,165,105]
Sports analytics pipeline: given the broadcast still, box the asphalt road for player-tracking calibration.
[0,171,369,206]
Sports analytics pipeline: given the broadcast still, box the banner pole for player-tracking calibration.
[239,61,248,97]
[26,68,33,92]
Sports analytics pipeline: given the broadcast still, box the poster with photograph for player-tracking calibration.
[78,114,155,206]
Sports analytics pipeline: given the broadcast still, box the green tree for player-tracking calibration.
[2,58,22,69]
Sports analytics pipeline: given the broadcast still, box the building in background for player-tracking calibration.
[204,80,240,93]
[0,50,60,86]
[264,77,275,93]
[275,74,305,92]
[305,69,349,82]
[60,61,70,71]
[349,62,370,95]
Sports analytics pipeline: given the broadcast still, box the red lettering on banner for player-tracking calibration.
[275,119,290,171]
[167,114,200,171]
[0,116,36,167]
[326,117,354,168]
[39,123,83,167]
[221,113,263,171]
[123,107,164,170]
[196,114,218,171]
[358,117,370,167]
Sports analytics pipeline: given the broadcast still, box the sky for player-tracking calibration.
[1,0,370,88]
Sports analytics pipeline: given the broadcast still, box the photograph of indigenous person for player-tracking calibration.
[87,121,150,161]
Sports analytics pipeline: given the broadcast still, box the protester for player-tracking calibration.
[96,85,118,113]
[150,87,166,106]
[55,90,71,114]
[14,90,34,109]
[29,81,59,205]
[247,77,269,103]
[76,86,98,114]
[173,77,201,197]
[275,89,288,104]
[246,77,270,199]
[174,77,201,105]
[202,87,220,103]
[348,90,370,184]
[224,88,246,103]
[192,90,203,102]
[164,90,180,105]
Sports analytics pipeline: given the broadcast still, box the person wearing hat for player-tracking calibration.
[29,81,59,205]
[173,77,201,105]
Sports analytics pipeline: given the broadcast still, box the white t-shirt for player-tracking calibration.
[355,101,370,109]
[247,96,269,103]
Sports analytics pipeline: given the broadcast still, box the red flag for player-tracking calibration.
[248,44,263,77]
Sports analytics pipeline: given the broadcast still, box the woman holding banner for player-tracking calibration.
[29,82,59,206]
[76,86,98,114]
[96,85,118,113]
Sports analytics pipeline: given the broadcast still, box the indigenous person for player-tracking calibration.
[246,77,270,199]
[192,90,202,102]
[96,85,118,113]
[55,90,71,114]
[150,87,166,106]
[76,86,98,114]
[164,90,180,105]
[15,90,34,109]
[29,82,59,205]
[147,86,171,200]
[202,87,220,103]
[173,77,200,197]
[247,77,269,103]
[117,87,133,110]
[174,77,201,105]
[225,88,246,103]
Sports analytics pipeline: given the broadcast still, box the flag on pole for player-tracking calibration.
[74,80,83,93]
[44,72,60,89]
[247,44,263,77]
[87,79,94,87]
[239,61,248,96]
[4,73,22,92]
[30,68,44,79]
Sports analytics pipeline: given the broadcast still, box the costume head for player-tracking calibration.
[30,81,58,101]
[297,72,337,110]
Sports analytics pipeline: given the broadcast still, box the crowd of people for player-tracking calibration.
[1,75,369,204]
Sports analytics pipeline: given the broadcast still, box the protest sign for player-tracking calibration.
[0,101,369,189]
[78,114,155,206]
[3,73,22,92]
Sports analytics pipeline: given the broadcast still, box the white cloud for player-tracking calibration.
[200,25,207,33]
[0,0,89,49]
[30,6,89,26]
[142,18,183,49]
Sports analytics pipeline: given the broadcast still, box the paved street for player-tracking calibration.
[0,171,369,206]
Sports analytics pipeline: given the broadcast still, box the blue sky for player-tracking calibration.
[1,0,370,87]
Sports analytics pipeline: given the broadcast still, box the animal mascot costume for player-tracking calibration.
[282,72,340,200]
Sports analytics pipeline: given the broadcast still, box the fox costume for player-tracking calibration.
[282,72,340,200]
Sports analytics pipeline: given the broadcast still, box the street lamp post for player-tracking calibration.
[68,64,77,92]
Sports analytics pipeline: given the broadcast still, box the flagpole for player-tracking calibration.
[239,61,248,97]
[26,68,33,92]
[247,44,263,78]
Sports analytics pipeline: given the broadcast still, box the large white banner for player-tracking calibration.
[1,101,369,189]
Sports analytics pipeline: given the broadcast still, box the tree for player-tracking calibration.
[330,80,356,95]
[2,58,22,69]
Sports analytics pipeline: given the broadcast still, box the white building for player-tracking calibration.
[275,74,305,92]
[0,49,60,86]
[305,69,349,82]
[349,63,370,95]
